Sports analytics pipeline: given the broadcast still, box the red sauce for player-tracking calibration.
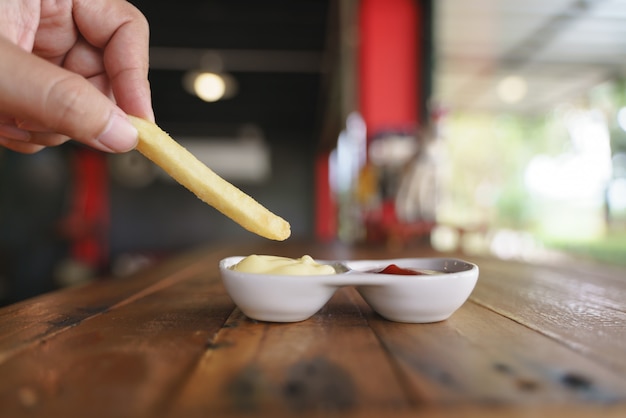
[375,264,426,275]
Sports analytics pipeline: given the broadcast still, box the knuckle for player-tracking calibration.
[43,74,101,141]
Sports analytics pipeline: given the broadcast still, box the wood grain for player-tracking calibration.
[0,242,624,417]
[367,301,626,404]
[168,288,411,417]
[0,246,220,365]
[0,263,233,417]
[469,257,626,374]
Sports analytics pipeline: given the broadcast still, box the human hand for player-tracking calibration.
[0,0,153,153]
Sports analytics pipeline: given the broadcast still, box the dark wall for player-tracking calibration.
[0,0,330,304]
[108,131,317,255]
[112,0,331,252]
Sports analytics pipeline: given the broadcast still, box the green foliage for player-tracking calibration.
[440,111,558,229]
[438,81,626,266]
[544,234,626,266]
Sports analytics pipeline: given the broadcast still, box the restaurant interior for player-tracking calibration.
[0,0,625,305]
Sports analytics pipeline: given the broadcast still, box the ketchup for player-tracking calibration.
[375,264,425,275]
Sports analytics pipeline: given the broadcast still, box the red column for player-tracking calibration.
[315,0,426,242]
[314,151,336,241]
[62,148,110,271]
[359,0,422,135]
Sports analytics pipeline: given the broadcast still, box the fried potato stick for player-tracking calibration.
[129,116,291,241]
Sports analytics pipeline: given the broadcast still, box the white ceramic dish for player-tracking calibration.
[219,256,479,323]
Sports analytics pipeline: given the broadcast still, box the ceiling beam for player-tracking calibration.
[149,47,324,73]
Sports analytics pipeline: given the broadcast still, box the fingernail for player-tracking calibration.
[96,111,138,152]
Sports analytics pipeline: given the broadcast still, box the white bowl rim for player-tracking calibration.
[219,255,478,287]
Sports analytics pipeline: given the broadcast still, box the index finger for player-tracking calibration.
[73,0,153,121]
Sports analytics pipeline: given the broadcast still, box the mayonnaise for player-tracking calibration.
[230,255,336,275]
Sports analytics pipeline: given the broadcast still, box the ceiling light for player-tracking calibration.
[183,71,237,102]
[497,75,527,104]
[194,73,225,102]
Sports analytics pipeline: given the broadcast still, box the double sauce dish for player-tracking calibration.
[219,255,479,323]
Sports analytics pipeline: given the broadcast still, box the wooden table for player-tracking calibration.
[0,240,625,417]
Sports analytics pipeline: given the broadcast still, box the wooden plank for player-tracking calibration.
[469,257,626,373]
[365,300,626,405]
[1,241,623,417]
[0,261,235,418]
[0,245,248,366]
[167,287,412,417]
[293,404,626,418]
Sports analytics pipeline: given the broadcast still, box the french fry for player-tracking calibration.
[129,116,291,241]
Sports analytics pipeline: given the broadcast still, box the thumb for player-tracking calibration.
[0,36,138,152]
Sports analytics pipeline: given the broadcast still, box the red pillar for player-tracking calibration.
[359,0,423,135]
[314,0,426,242]
[61,148,110,271]
[314,151,336,241]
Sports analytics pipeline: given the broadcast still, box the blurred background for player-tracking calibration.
[1,0,625,304]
